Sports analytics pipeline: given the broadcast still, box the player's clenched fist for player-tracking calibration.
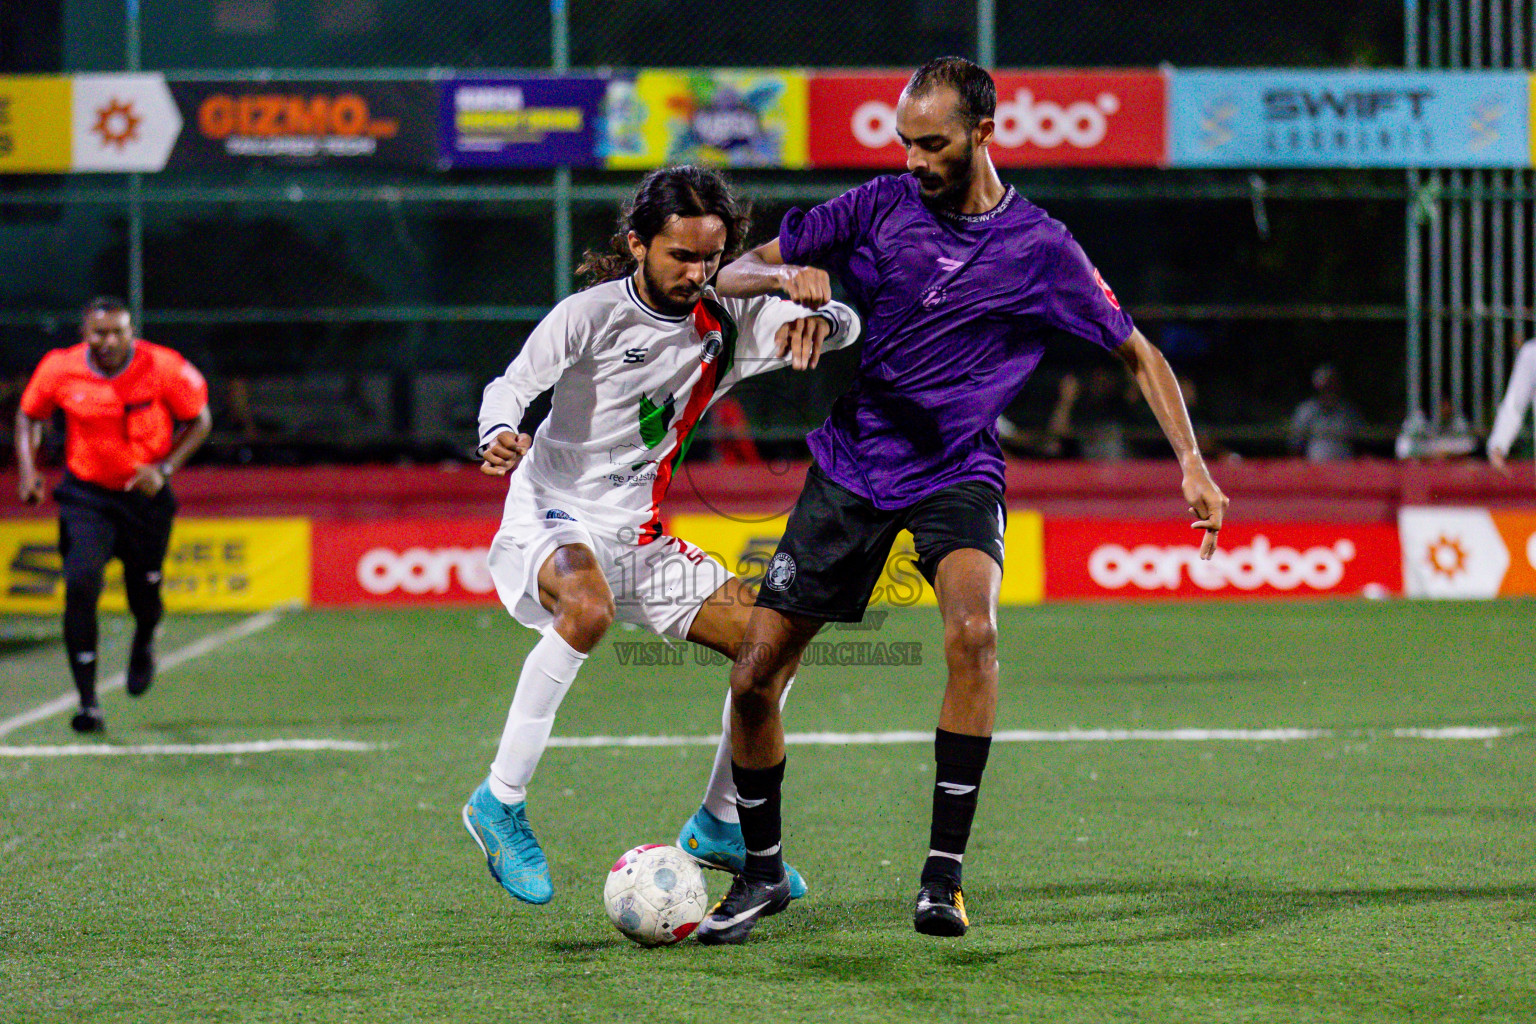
[775,315,831,372]
[775,265,831,309]
[480,430,533,476]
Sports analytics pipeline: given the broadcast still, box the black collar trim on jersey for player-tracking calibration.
[936,185,1018,224]
[625,275,690,323]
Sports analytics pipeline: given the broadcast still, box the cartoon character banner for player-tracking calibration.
[601,70,808,169]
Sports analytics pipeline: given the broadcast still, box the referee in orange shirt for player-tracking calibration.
[13,297,211,733]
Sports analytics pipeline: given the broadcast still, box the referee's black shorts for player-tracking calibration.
[55,472,177,580]
[753,462,1005,623]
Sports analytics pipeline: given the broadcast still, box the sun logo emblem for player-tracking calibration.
[92,98,142,151]
[1425,534,1468,579]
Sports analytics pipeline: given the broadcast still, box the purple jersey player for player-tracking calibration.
[694,57,1228,945]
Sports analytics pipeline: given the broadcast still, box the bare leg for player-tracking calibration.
[933,549,1002,737]
[686,577,795,823]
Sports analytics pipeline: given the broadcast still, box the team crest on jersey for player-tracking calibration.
[701,329,723,362]
[766,552,797,592]
[1093,268,1121,310]
[544,509,576,521]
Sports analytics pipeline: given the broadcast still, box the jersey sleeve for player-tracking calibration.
[160,350,210,420]
[719,296,862,384]
[18,351,65,419]
[1489,340,1536,454]
[778,177,890,267]
[478,298,590,448]
[1030,223,1136,352]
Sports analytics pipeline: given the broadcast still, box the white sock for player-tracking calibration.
[488,627,588,805]
[700,675,794,824]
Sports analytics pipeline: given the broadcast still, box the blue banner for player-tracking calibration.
[1168,70,1530,168]
[438,77,607,168]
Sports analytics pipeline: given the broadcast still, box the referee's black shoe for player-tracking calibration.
[695,872,793,945]
[914,879,969,937]
[70,706,105,734]
[127,645,155,697]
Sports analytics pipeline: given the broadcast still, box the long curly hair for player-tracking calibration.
[576,165,752,288]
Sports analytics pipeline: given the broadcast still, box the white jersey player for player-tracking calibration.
[1489,338,1536,480]
[461,166,858,907]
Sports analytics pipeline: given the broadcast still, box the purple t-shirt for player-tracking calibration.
[780,174,1135,508]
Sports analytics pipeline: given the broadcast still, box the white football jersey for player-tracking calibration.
[479,275,860,539]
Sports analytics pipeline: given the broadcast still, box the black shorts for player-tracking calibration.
[55,472,177,578]
[754,463,1005,623]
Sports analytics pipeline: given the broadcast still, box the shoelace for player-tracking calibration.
[492,810,545,864]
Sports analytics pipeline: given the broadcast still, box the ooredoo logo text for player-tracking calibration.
[807,71,1165,168]
[1088,535,1357,592]
[853,89,1124,151]
[356,546,494,596]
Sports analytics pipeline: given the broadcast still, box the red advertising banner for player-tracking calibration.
[808,70,1166,169]
[311,519,501,606]
[1045,521,1402,600]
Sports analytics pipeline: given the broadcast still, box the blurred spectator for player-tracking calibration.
[1488,337,1535,478]
[1047,366,1137,459]
[1289,364,1363,460]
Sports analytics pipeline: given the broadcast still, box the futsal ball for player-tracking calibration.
[602,844,709,946]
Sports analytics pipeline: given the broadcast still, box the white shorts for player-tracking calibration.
[487,479,732,640]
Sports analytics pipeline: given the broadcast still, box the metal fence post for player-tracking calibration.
[127,0,144,326]
[976,0,995,67]
[552,0,573,302]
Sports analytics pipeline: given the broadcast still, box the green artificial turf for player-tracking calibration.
[1,600,1533,1023]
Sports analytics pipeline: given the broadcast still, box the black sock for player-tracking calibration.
[922,728,992,886]
[67,648,98,709]
[130,624,154,663]
[62,595,99,709]
[732,759,786,883]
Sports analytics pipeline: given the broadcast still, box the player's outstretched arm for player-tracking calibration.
[13,410,45,505]
[1115,329,1229,558]
[716,240,831,308]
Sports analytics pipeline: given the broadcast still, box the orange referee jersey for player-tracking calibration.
[19,340,209,491]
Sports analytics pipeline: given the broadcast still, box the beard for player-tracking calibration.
[915,143,975,213]
[640,257,702,316]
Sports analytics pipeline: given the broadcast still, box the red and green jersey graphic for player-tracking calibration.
[636,298,738,542]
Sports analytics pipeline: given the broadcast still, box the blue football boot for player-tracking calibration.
[461,778,554,905]
[677,805,808,900]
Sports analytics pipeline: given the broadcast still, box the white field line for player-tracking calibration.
[0,739,388,758]
[545,725,1526,749]
[0,607,289,740]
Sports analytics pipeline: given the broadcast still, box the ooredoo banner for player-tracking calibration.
[1045,521,1402,600]
[1399,506,1536,598]
[311,519,500,605]
[807,70,1166,168]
